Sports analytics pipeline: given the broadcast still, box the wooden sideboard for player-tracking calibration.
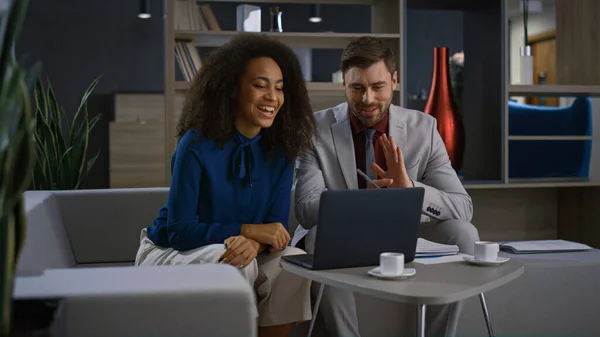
[109,93,185,188]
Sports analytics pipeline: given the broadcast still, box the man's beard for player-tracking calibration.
[348,99,391,127]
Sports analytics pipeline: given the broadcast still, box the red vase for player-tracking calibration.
[424,47,465,172]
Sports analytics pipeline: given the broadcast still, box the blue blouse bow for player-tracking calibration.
[231,131,261,184]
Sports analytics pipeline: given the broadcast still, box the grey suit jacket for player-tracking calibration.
[292,102,473,247]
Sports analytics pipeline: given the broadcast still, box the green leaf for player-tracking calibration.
[1,1,35,335]
[0,0,29,85]
[57,146,76,188]
[0,214,16,337]
[69,76,101,146]
[76,150,100,190]
[31,75,101,190]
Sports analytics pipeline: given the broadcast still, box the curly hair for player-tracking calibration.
[177,33,317,161]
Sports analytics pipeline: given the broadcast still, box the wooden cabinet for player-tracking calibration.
[109,122,165,188]
[109,93,185,188]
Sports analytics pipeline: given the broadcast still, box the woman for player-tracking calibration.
[135,33,317,337]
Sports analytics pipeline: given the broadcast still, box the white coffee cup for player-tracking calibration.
[474,241,499,262]
[380,252,404,276]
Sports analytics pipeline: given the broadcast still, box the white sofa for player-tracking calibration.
[15,188,257,337]
[16,188,600,337]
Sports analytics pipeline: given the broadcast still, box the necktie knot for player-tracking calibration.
[363,128,377,181]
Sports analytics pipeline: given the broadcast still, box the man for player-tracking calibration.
[292,36,480,337]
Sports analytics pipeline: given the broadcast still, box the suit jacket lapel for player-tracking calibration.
[331,103,358,189]
[388,105,407,156]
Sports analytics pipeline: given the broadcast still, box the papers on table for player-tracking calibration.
[414,253,470,265]
[500,240,592,254]
[416,238,459,258]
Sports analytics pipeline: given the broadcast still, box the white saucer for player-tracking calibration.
[367,267,416,280]
[463,256,510,266]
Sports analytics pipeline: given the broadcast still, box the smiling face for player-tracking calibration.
[343,60,397,127]
[234,56,284,138]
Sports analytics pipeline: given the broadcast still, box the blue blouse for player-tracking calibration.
[146,129,294,251]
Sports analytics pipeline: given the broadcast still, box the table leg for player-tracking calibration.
[478,293,495,337]
[307,283,325,337]
[416,303,426,337]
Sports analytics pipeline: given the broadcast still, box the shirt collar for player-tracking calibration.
[349,108,389,135]
[231,130,262,183]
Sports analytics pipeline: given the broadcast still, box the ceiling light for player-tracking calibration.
[309,4,322,23]
[138,0,151,19]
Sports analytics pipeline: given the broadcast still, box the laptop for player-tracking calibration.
[282,187,424,270]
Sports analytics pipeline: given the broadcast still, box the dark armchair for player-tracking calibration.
[508,97,593,179]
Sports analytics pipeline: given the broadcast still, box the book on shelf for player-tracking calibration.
[174,0,219,32]
[500,240,593,254]
[199,4,221,31]
[175,41,202,81]
[415,238,459,258]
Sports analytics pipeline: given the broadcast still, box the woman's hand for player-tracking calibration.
[219,236,260,267]
[241,222,290,250]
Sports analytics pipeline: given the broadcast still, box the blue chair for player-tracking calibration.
[508,97,593,179]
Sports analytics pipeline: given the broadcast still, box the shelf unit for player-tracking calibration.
[499,0,600,190]
[164,0,405,185]
[490,0,600,248]
[161,0,600,190]
[174,80,400,92]
[508,84,600,96]
[175,30,401,48]
[127,0,600,246]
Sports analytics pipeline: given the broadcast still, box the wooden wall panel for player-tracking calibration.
[555,0,600,85]
[470,189,557,242]
[114,94,164,124]
[109,123,165,188]
[555,0,600,248]
[558,187,600,248]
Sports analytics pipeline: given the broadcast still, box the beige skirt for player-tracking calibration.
[135,228,312,327]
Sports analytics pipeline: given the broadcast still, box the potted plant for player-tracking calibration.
[0,0,41,335]
[31,76,101,190]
